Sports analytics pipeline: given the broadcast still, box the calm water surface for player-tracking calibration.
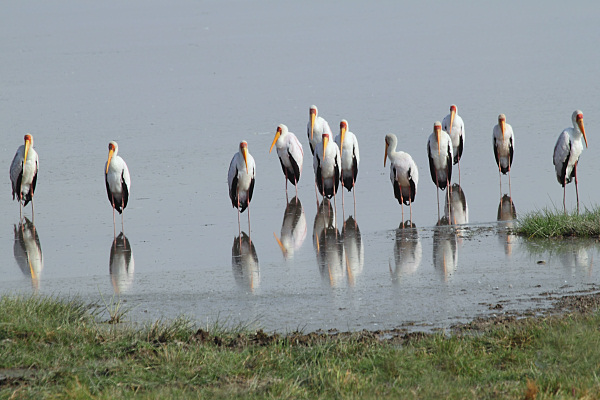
[1,0,599,332]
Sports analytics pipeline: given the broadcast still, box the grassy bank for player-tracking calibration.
[2,295,600,399]
[516,207,600,238]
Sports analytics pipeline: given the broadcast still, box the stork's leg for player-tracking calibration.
[111,194,117,238]
[508,165,512,198]
[435,174,440,218]
[563,176,567,214]
[458,158,461,186]
[409,185,413,222]
[247,199,251,240]
[294,178,298,198]
[400,191,405,222]
[352,177,356,217]
[237,190,241,236]
[574,163,580,214]
[31,198,35,223]
[498,166,502,197]
[19,195,22,221]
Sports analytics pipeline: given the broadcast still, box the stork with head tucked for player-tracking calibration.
[335,119,360,213]
[10,134,39,220]
[307,105,332,156]
[492,114,515,195]
[385,133,418,222]
[442,104,464,183]
[270,124,303,198]
[105,141,131,236]
[553,110,588,213]
[228,141,256,234]
[427,121,453,215]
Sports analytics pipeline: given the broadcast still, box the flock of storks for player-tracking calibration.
[8,106,587,235]
[225,105,587,232]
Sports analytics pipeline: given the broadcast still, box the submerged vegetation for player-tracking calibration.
[1,295,600,398]
[516,206,600,238]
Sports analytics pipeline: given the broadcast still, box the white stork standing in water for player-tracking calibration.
[228,141,256,234]
[492,114,515,195]
[442,104,464,183]
[553,110,588,213]
[10,134,39,220]
[427,121,453,216]
[307,105,332,156]
[335,119,360,213]
[384,133,418,222]
[269,124,303,198]
[105,141,131,236]
[313,133,341,211]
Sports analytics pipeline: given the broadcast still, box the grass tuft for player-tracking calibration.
[516,206,600,238]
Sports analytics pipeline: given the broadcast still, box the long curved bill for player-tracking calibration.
[310,112,316,140]
[269,130,281,153]
[577,116,588,147]
[449,108,456,136]
[339,125,346,159]
[436,129,441,155]
[384,141,389,167]
[106,148,114,174]
[500,119,506,141]
[23,138,31,167]
[242,146,249,173]
[273,232,288,257]
[322,134,329,157]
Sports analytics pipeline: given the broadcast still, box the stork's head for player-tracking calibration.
[339,119,348,159]
[498,114,506,139]
[106,141,118,174]
[240,141,249,173]
[573,110,587,148]
[434,121,442,155]
[23,134,33,164]
[309,105,318,140]
[270,124,286,153]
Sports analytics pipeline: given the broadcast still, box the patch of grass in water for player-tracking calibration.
[516,206,600,238]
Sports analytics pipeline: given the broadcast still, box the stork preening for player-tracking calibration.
[384,133,418,222]
[553,110,588,213]
[335,119,360,213]
[10,134,39,220]
[228,141,256,234]
[105,141,131,236]
[442,104,464,183]
[269,124,303,198]
[492,114,515,195]
[307,105,332,156]
[427,121,453,215]
[313,133,341,211]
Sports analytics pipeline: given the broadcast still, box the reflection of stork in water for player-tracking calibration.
[497,195,517,256]
[13,217,43,291]
[445,184,468,226]
[390,221,422,285]
[342,216,364,287]
[313,198,344,287]
[273,196,307,259]
[232,232,260,292]
[433,222,458,282]
[109,232,135,294]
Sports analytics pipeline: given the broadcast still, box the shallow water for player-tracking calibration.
[1,0,600,332]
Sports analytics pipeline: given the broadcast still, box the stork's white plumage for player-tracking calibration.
[427,121,453,213]
[553,110,588,213]
[228,141,256,233]
[385,133,418,222]
[493,114,515,194]
[307,105,332,156]
[105,141,131,235]
[270,124,303,197]
[442,104,465,182]
[313,133,341,205]
[10,134,39,219]
[335,119,360,211]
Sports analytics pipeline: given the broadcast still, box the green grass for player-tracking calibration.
[2,294,600,398]
[516,206,600,238]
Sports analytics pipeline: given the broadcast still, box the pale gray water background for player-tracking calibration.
[1,1,600,332]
